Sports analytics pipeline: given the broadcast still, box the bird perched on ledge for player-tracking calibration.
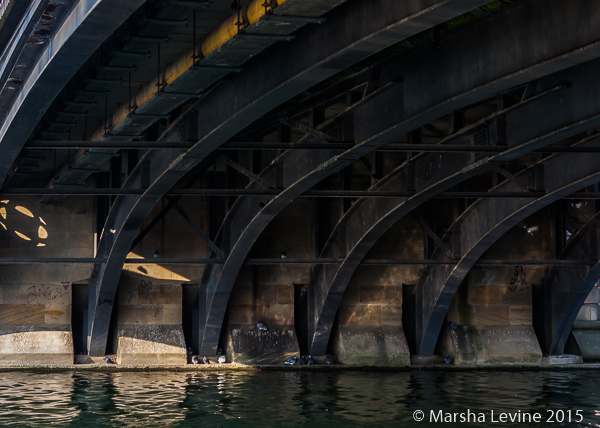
[103,356,112,364]
[218,355,226,364]
[191,355,199,365]
[300,355,306,365]
[445,355,452,364]
[203,356,210,364]
[325,355,333,365]
[284,356,298,365]
[257,322,268,331]
[187,347,193,355]
[308,355,314,365]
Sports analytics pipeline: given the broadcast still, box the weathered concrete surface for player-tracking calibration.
[116,325,186,365]
[547,354,583,365]
[440,325,542,365]
[330,325,410,366]
[570,329,600,363]
[0,325,73,364]
[226,324,299,364]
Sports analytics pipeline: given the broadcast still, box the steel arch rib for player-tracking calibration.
[0,0,148,189]
[417,132,600,356]
[548,262,600,356]
[87,0,494,356]
[535,209,600,354]
[199,0,600,355]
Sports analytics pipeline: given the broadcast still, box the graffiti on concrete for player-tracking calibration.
[27,282,70,304]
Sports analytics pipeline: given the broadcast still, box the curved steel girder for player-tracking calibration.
[417,133,600,356]
[86,0,492,356]
[548,261,600,356]
[0,0,147,189]
[201,0,600,356]
[544,209,600,354]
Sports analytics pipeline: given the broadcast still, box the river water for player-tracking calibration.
[0,369,599,427]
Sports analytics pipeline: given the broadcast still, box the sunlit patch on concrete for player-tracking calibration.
[15,206,33,217]
[14,231,30,241]
[123,252,189,281]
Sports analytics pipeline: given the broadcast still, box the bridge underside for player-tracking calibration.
[0,0,600,366]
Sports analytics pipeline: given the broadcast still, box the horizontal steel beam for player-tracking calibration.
[28,140,600,153]
[4,188,600,198]
[0,258,593,265]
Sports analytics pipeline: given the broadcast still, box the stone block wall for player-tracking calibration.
[441,211,548,364]
[330,219,419,365]
[0,196,95,363]
[225,200,311,363]
[115,196,208,364]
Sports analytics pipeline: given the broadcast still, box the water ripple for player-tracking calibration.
[0,370,598,427]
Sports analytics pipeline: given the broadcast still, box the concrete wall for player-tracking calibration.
[0,196,94,363]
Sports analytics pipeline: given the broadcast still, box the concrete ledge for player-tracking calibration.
[440,324,542,365]
[547,354,583,365]
[331,325,410,366]
[117,325,186,365]
[0,325,73,364]
[226,324,299,364]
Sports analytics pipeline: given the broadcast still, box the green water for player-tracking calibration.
[0,369,599,427]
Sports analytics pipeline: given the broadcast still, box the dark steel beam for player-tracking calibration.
[191,0,600,357]
[417,137,600,356]
[0,258,593,266]
[27,140,600,153]
[87,0,496,357]
[0,0,148,191]
[542,209,600,354]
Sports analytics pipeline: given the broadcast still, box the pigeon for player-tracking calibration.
[280,251,287,259]
[217,348,224,355]
[445,355,452,364]
[284,356,298,365]
[325,355,333,365]
[187,347,193,355]
[218,355,226,364]
[308,355,314,365]
[191,355,199,365]
[203,356,210,364]
[300,355,306,365]
[257,322,268,331]
[448,322,458,331]
[153,249,160,258]
[103,356,112,364]
[521,224,539,236]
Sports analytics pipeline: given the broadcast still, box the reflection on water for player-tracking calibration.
[0,370,598,427]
